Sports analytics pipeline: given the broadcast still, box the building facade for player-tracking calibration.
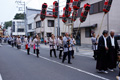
[73,0,120,45]
[5,27,12,36]
[0,28,3,37]
[26,7,53,36]
[12,19,25,36]
[34,14,69,39]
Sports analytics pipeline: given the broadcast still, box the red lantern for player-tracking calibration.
[66,0,70,3]
[62,14,67,23]
[40,3,48,21]
[64,5,72,18]
[103,0,113,13]
[80,3,90,23]
[70,0,73,10]
[71,10,78,22]
[73,0,81,10]
[53,1,58,18]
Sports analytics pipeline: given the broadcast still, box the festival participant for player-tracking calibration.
[0,36,2,46]
[11,36,15,47]
[33,34,41,58]
[49,34,57,58]
[62,33,72,64]
[96,30,109,73]
[107,30,119,71]
[17,36,22,49]
[26,36,32,55]
[24,36,28,49]
[32,36,36,54]
[70,34,76,59]
[59,36,63,59]
[44,36,47,45]
[14,36,17,47]
[56,36,60,50]
[91,32,99,60]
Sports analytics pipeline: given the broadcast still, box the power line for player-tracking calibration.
[26,0,33,5]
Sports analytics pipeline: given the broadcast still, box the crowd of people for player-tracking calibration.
[0,33,76,64]
[1,30,120,79]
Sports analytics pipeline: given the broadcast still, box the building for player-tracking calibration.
[34,14,69,39]
[73,0,120,45]
[4,27,12,36]
[12,19,25,36]
[0,27,3,37]
[26,7,53,36]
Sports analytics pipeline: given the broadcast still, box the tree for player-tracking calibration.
[4,21,12,29]
[14,13,25,19]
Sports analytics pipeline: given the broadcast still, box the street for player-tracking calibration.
[0,44,119,80]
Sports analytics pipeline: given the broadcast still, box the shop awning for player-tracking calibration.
[74,24,97,29]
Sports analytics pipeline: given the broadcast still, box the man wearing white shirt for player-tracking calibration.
[107,31,119,71]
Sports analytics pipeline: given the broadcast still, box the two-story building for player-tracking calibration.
[73,0,120,45]
[26,7,53,37]
[34,14,69,39]
[12,19,25,36]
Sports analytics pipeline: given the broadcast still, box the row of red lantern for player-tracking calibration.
[40,0,112,22]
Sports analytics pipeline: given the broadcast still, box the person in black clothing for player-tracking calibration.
[96,30,109,73]
[107,31,119,71]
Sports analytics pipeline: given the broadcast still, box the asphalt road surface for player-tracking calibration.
[0,44,119,80]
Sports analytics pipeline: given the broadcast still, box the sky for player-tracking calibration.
[0,0,65,25]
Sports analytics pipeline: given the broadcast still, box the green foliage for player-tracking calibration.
[4,21,12,29]
[14,13,25,19]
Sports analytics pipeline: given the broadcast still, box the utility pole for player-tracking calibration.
[15,0,27,36]
[107,13,109,33]
[58,0,60,36]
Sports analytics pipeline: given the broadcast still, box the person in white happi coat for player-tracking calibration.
[24,36,28,49]
[58,36,63,59]
[62,33,72,64]
[33,34,41,58]
[17,36,22,49]
[27,36,32,55]
[91,32,99,60]
[49,34,57,58]
[70,34,76,59]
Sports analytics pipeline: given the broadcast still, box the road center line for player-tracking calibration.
[0,74,3,80]
[20,49,110,80]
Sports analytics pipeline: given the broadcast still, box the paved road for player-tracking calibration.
[0,44,119,80]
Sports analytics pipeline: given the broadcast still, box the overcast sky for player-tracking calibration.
[0,0,65,24]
